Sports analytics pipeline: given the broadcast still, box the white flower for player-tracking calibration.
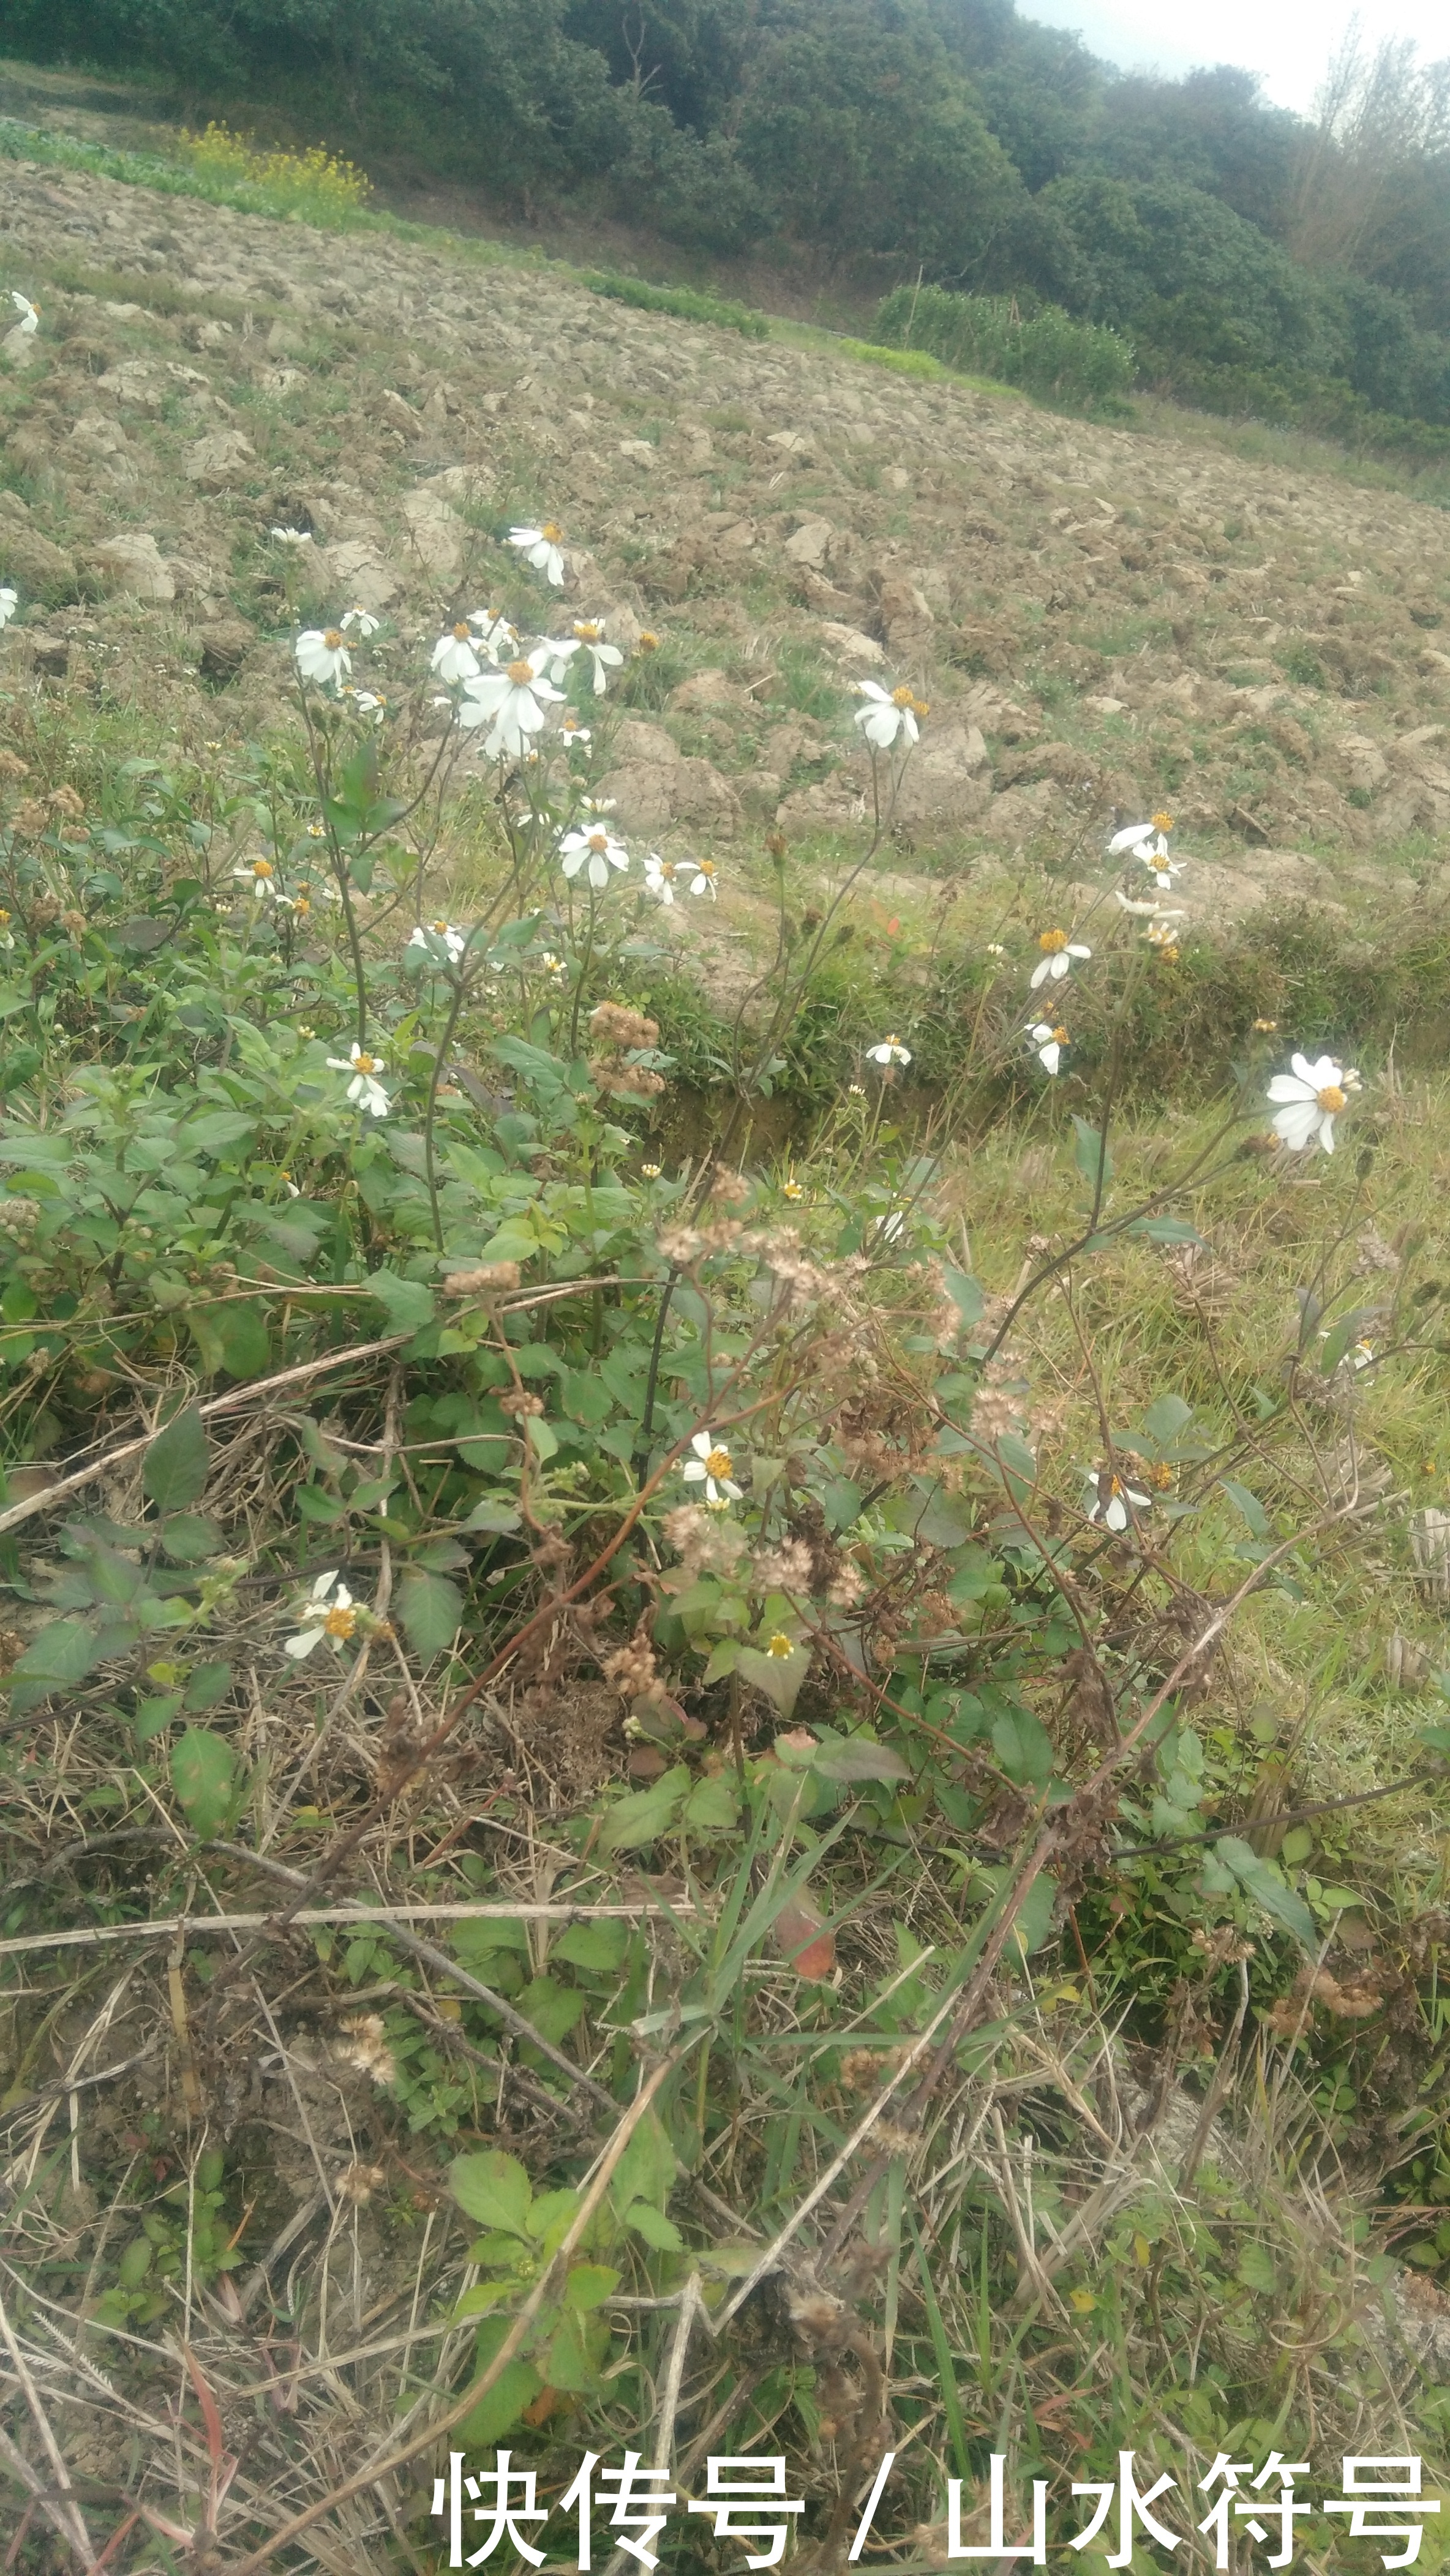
[408,919,467,965]
[1029,930,1091,988]
[644,853,680,905]
[431,622,482,685]
[559,822,629,889]
[1267,1053,1359,1155]
[866,1033,911,1066]
[853,678,923,750]
[682,1429,743,1508]
[686,858,718,900]
[327,1041,389,1117]
[233,858,279,902]
[1025,1018,1067,1076]
[536,635,581,684]
[295,627,351,689]
[0,586,17,629]
[467,610,516,662]
[559,713,592,749]
[572,620,624,694]
[344,687,386,724]
[9,294,38,334]
[340,605,380,637]
[872,1211,906,1244]
[457,649,564,757]
[271,525,312,547]
[509,523,566,586]
[536,951,568,983]
[284,1571,359,1660]
[1086,1470,1151,1532]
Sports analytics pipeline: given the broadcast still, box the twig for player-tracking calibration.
[0,2282,95,2567]
[0,1898,682,1962]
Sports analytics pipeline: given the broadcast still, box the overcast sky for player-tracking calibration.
[1027,0,1449,114]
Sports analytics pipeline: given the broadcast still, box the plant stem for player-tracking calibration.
[424,978,466,1254]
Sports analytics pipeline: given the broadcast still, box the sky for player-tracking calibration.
[1027,0,1449,115]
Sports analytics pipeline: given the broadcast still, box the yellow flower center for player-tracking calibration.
[507,659,536,687]
[355,1052,377,1075]
[766,1632,794,1658]
[432,919,449,932]
[696,859,716,878]
[562,713,580,731]
[323,1604,357,1639]
[254,860,273,878]
[452,621,470,642]
[541,522,563,542]
[883,1033,899,1046]
[1039,929,1068,954]
[588,831,608,852]
[658,860,676,878]
[1051,1025,1068,1044]
[1151,809,1174,833]
[891,685,915,707]
[911,695,931,717]
[323,629,344,651]
[639,632,659,652]
[295,897,310,916]
[705,1446,732,1480]
[1317,1084,1346,1113]
[0,911,10,925]
[574,621,599,642]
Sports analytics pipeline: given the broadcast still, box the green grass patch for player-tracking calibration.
[583,270,768,339]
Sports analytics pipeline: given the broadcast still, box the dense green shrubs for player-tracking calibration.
[584,271,767,336]
[876,281,1133,410]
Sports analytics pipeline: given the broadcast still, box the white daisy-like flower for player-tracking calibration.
[1086,1470,1151,1532]
[682,1429,743,1508]
[0,586,17,628]
[340,605,380,637]
[0,909,15,951]
[284,1571,359,1660]
[686,858,718,900]
[326,1041,389,1117]
[535,634,581,686]
[872,1211,906,1245]
[536,950,568,983]
[854,680,923,751]
[558,712,592,749]
[232,858,279,901]
[1025,1018,1067,1075]
[9,293,38,334]
[644,853,680,904]
[408,919,467,965]
[344,687,386,724]
[295,627,351,689]
[467,610,516,662]
[572,620,624,694]
[1029,929,1091,989]
[559,822,629,889]
[432,622,482,686]
[457,650,565,757]
[866,1033,912,1066]
[509,523,566,586]
[271,525,312,547]
[1267,1052,1360,1155]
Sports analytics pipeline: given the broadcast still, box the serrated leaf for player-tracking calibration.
[397,1568,463,1660]
[623,2201,685,2252]
[449,2150,533,2236]
[563,2263,622,2313]
[808,1734,909,1783]
[169,1728,236,1837]
[1215,1836,1315,1947]
[143,1405,211,1513]
[598,1764,689,1854]
[684,1772,741,1829]
[367,1268,436,1333]
[554,1922,629,1972]
[991,1704,1054,1787]
[736,1642,811,1718]
[6,1615,108,1709]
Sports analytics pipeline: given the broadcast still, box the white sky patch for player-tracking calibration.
[1024,0,1448,115]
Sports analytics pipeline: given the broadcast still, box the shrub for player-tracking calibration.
[177,122,372,220]
[876,280,1135,411]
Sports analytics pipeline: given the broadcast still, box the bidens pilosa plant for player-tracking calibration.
[1,503,1448,2573]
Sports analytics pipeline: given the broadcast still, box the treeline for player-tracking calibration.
[9,0,1450,440]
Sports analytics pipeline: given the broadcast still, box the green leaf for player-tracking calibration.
[184,1661,233,1712]
[610,2106,677,2216]
[991,1704,1054,1787]
[736,1642,811,1718]
[912,1484,975,1548]
[169,1728,236,1837]
[160,1513,222,1563]
[1140,1395,1195,1447]
[367,1269,437,1334]
[1215,1837,1315,1947]
[564,2263,622,2313]
[397,1568,463,1660]
[684,1772,741,1829]
[1072,1114,1113,1196]
[624,2201,685,2252]
[1220,1479,1271,1540]
[543,2307,610,2392]
[1236,2242,1276,2293]
[143,1404,210,1513]
[809,1734,909,1783]
[133,1692,182,1743]
[456,2318,541,2447]
[515,1974,586,2048]
[553,1922,629,1972]
[942,1266,984,1326]
[449,2150,533,2236]
[598,1764,689,1854]
[1125,1215,1201,1245]
[7,1616,108,1709]
[461,1495,522,1533]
